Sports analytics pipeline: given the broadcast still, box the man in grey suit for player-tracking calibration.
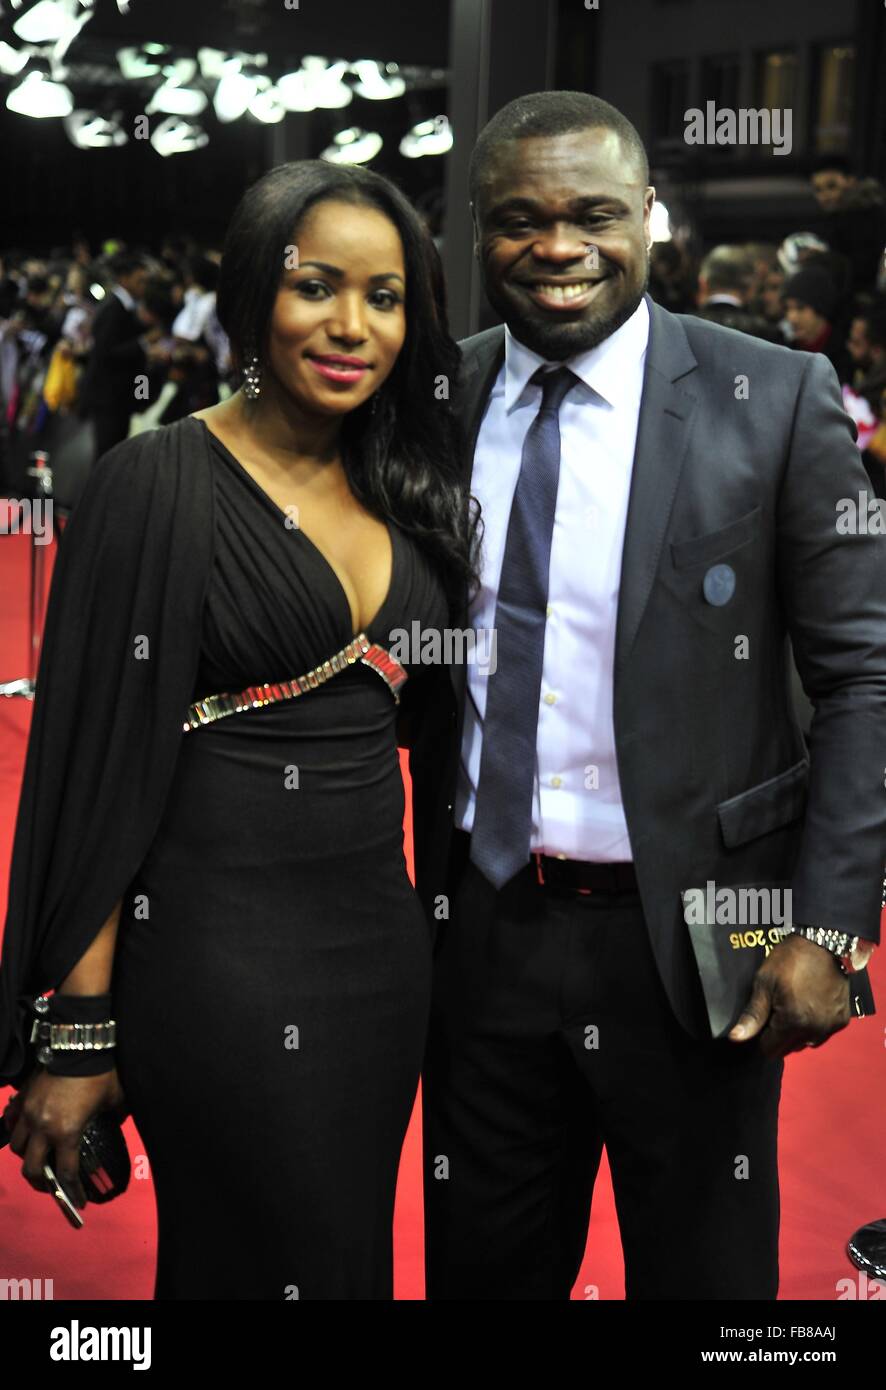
[411,92,886,1300]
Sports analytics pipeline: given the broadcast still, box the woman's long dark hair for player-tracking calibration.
[216,160,480,610]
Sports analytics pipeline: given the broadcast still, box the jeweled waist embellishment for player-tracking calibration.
[182,632,408,732]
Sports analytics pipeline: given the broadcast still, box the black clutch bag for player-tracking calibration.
[71,1111,131,1203]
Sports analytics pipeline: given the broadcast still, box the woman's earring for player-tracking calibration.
[243,355,262,400]
[370,391,379,416]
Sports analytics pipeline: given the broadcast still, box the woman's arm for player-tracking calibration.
[3,900,127,1208]
[57,898,122,996]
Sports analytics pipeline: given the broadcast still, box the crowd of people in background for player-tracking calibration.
[651,154,886,497]
[1,151,885,504]
[0,234,232,500]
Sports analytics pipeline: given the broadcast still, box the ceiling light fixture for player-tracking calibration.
[117,43,171,80]
[64,109,128,147]
[320,126,382,164]
[349,60,405,100]
[0,42,29,76]
[277,56,352,112]
[248,78,285,124]
[12,0,84,44]
[399,115,452,158]
[149,114,209,156]
[6,61,74,117]
[214,57,260,122]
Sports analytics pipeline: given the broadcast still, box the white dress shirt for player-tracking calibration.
[112,284,136,312]
[172,287,216,342]
[455,296,650,862]
[172,288,230,374]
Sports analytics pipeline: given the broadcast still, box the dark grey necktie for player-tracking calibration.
[470,365,579,890]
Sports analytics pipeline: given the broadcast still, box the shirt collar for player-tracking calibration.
[112,283,136,311]
[503,295,649,412]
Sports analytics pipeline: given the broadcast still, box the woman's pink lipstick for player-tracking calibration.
[306,354,371,384]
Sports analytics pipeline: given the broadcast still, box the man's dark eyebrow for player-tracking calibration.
[294,260,405,285]
[489,196,630,217]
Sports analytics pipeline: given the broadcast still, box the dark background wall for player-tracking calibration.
[556,0,883,248]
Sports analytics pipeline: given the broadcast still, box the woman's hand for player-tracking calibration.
[3,1066,127,1209]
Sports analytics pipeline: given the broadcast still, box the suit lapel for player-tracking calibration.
[614,296,698,678]
[458,328,505,484]
[450,328,505,702]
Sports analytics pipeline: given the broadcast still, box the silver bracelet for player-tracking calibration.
[29,1017,117,1055]
[29,994,116,1066]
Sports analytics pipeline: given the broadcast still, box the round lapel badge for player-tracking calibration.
[703,562,736,606]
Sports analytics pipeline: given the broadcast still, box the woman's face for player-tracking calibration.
[263,198,407,417]
[784,300,826,345]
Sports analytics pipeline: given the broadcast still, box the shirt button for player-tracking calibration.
[550,775,562,788]
[543,692,557,706]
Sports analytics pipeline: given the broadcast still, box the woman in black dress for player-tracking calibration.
[0,162,477,1299]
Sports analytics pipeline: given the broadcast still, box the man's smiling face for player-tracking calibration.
[472,127,654,360]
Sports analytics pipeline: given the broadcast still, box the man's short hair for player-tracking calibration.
[468,90,650,209]
[810,153,855,179]
[699,245,754,295]
[108,251,149,280]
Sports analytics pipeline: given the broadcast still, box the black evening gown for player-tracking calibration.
[109,422,447,1299]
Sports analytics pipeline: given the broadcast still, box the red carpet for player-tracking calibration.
[1,524,884,1299]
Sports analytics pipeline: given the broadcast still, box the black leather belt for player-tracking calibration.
[529,853,638,896]
[451,830,637,896]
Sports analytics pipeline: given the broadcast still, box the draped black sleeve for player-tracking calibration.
[0,417,215,1087]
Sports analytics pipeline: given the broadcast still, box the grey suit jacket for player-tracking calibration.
[408,294,886,1037]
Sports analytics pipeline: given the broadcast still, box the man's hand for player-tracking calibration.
[728,933,852,1058]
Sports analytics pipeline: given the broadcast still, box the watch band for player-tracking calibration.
[777,924,875,976]
[778,925,856,956]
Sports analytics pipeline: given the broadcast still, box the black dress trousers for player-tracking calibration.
[422,838,784,1300]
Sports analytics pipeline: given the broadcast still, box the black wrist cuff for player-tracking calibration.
[47,993,113,1024]
[45,1048,117,1077]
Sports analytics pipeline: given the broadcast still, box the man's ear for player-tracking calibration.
[469,201,481,258]
[644,186,656,250]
